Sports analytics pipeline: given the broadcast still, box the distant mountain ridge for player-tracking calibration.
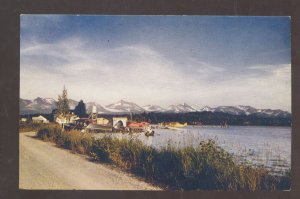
[19,97,291,118]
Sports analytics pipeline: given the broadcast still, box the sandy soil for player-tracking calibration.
[19,132,162,190]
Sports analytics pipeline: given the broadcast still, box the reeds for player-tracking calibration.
[36,124,291,190]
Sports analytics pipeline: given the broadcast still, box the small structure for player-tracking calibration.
[56,115,68,124]
[113,117,128,128]
[91,105,97,123]
[32,115,49,123]
[69,113,80,123]
[20,118,27,123]
[64,118,90,131]
[96,117,109,125]
[55,112,79,124]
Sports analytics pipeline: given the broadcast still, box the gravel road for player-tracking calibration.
[19,132,162,190]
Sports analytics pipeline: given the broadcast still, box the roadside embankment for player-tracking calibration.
[20,131,162,190]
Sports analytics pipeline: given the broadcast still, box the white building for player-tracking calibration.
[112,117,128,128]
[32,115,49,123]
[55,113,79,124]
[20,118,27,122]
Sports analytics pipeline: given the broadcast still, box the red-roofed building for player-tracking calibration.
[127,122,150,131]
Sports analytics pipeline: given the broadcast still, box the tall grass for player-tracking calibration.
[36,124,291,190]
[19,122,48,132]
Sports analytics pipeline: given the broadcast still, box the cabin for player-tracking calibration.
[32,115,49,123]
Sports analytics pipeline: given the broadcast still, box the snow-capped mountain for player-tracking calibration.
[213,106,246,115]
[20,97,57,114]
[255,109,291,117]
[105,100,145,113]
[200,106,214,112]
[236,105,258,115]
[166,103,199,113]
[68,99,79,110]
[143,105,166,112]
[199,105,291,117]
[19,97,291,118]
[86,102,108,114]
[19,98,32,110]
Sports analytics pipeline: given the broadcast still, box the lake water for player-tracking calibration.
[93,125,291,175]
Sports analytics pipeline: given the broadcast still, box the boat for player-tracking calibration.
[144,126,154,136]
[145,130,154,136]
[167,122,187,129]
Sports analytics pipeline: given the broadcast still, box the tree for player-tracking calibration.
[74,100,86,118]
[56,86,70,116]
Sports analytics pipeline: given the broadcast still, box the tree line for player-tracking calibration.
[99,112,291,126]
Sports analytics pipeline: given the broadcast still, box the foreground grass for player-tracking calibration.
[35,123,290,190]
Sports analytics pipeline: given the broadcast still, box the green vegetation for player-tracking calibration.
[100,112,291,126]
[36,124,291,190]
[56,86,70,116]
[74,100,87,118]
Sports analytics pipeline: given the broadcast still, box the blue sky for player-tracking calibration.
[20,15,291,111]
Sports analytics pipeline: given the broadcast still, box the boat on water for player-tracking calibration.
[167,122,188,129]
[145,130,154,136]
[144,126,155,136]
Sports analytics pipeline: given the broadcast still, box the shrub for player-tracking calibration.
[19,122,46,132]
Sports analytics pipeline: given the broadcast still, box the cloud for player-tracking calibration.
[20,36,291,111]
[196,64,291,111]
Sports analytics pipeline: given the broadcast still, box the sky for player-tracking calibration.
[20,15,291,111]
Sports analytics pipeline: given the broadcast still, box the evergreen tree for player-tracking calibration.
[74,100,86,118]
[56,86,70,116]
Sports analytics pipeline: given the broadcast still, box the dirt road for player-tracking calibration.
[19,132,162,190]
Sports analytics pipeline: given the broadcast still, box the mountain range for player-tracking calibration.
[19,97,291,118]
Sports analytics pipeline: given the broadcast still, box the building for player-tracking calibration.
[32,115,49,123]
[20,118,27,123]
[55,112,79,124]
[96,117,109,125]
[112,117,128,128]
[127,122,149,131]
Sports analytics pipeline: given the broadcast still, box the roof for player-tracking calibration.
[32,115,48,120]
[127,122,149,127]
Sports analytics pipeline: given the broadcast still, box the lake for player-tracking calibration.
[93,125,291,175]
